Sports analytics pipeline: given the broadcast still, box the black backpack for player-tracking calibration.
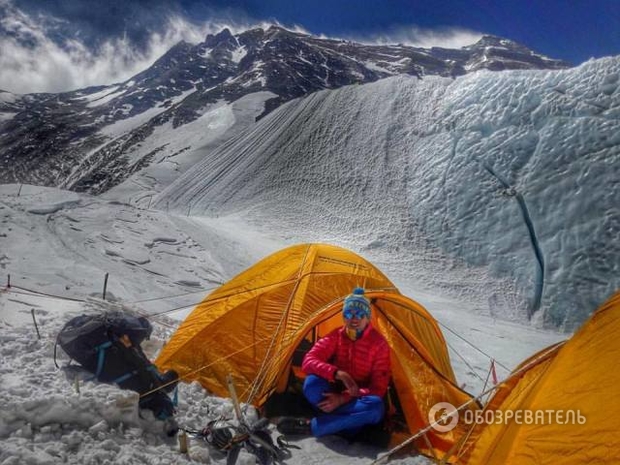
[56,312,178,420]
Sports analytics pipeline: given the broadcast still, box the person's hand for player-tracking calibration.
[317,392,345,413]
[335,370,359,397]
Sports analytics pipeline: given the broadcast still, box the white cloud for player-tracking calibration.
[348,25,484,49]
[0,3,237,94]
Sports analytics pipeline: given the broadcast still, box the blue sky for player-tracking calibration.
[12,0,620,63]
[2,0,619,93]
[288,0,620,64]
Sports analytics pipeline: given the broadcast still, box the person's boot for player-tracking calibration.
[276,417,312,436]
[163,417,179,437]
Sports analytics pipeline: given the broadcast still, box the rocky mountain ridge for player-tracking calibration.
[0,25,570,193]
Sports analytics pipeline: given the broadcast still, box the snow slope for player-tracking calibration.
[154,57,620,330]
[0,184,285,316]
[74,91,277,201]
[0,185,564,465]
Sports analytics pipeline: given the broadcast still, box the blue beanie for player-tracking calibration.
[343,287,371,317]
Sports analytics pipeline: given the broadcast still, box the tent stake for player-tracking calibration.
[226,374,244,423]
[31,308,41,339]
[178,430,189,454]
[102,273,109,300]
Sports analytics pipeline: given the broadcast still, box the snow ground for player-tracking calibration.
[0,184,564,464]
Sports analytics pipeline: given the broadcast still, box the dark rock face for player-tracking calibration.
[0,26,571,193]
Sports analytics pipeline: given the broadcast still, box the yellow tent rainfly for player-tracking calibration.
[458,291,620,465]
[155,243,477,460]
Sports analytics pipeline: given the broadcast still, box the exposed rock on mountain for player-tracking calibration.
[0,26,569,193]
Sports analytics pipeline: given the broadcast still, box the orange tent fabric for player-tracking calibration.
[461,291,620,464]
[155,243,476,458]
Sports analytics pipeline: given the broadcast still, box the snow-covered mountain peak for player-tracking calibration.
[468,34,522,49]
[204,27,238,48]
[1,24,571,192]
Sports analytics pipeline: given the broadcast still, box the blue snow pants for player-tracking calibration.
[303,374,385,437]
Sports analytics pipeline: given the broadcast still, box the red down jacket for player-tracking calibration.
[301,324,391,398]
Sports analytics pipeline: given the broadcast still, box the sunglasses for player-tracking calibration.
[343,309,369,320]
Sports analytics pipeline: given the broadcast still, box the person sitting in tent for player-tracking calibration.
[276,287,391,438]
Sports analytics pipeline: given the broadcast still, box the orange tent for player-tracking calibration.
[156,243,476,459]
[457,291,620,464]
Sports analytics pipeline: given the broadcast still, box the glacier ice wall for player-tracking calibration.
[156,57,620,330]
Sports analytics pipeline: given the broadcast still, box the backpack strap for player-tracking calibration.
[87,341,113,381]
[87,340,146,386]
[147,365,179,406]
